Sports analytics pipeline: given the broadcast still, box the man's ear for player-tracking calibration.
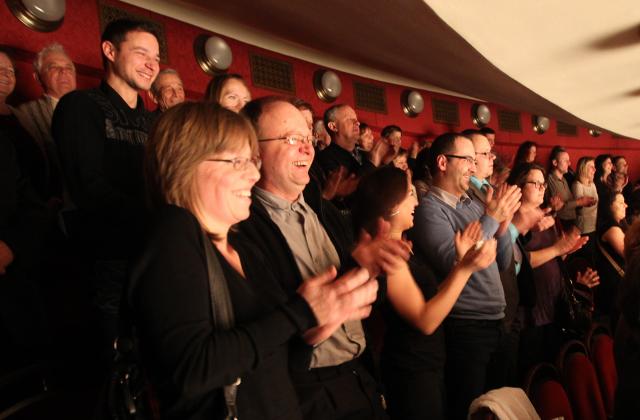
[102,41,116,64]
[436,154,448,172]
[327,121,337,133]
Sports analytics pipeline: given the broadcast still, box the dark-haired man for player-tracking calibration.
[411,132,521,419]
[52,18,160,351]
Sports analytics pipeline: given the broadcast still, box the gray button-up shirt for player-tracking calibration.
[253,187,366,368]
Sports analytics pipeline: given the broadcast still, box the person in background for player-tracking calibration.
[595,188,627,323]
[594,154,613,199]
[391,148,409,172]
[14,43,76,202]
[352,166,496,420]
[480,127,496,146]
[512,141,537,167]
[205,73,251,113]
[357,122,374,153]
[291,98,314,132]
[0,46,57,203]
[572,156,598,262]
[313,118,331,151]
[547,146,596,231]
[148,68,185,115]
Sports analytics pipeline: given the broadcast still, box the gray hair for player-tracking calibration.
[33,43,73,76]
[151,68,182,97]
[323,103,348,139]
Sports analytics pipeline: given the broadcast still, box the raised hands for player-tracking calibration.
[352,219,411,277]
[322,166,359,200]
[485,183,522,224]
[457,238,498,273]
[298,266,378,344]
[549,195,564,212]
[454,220,483,262]
[555,227,589,257]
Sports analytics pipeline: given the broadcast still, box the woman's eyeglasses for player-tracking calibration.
[207,156,262,171]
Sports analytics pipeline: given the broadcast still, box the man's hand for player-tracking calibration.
[454,221,482,262]
[0,241,14,275]
[322,166,359,200]
[549,195,564,212]
[298,266,378,344]
[485,184,522,223]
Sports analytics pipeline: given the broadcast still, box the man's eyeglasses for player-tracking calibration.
[444,154,477,165]
[475,151,496,159]
[525,181,547,190]
[206,156,262,171]
[258,135,318,147]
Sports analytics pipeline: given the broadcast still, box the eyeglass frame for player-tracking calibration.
[258,134,318,147]
[524,181,547,190]
[206,156,262,171]
[443,154,477,166]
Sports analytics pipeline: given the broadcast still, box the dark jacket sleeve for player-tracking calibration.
[128,206,316,399]
[52,91,130,214]
[0,130,47,269]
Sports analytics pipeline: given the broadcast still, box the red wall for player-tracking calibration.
[2,0,639,179]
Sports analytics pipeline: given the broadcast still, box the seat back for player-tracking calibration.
[590,333,617,418]
[557,340,606,420]
[524,363,573,420]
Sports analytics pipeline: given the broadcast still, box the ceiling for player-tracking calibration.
[124,0,640,140]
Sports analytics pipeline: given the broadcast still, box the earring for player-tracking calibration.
[390,210,399,217]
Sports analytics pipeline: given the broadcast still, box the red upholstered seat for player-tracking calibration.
[524,363,573,420]
[590,333,617,418]
[557,340,606,420]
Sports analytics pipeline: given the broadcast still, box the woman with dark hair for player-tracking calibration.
[352,166,497,420]
[128,102,375,420]
[594,154,613,193]
[507,163,595,367]
[204,73,251,113]
[594,188,627,320]
[513,141,537,167]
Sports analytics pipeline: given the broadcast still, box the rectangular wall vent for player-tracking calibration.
[497,110,522,132]
[557,122,578,136]
[432,99,459,125]
[354,82,387,113]
[249,53,295,94]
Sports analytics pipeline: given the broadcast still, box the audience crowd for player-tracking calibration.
[1,18,639,420]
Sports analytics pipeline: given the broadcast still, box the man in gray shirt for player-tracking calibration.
[238,96,404,420]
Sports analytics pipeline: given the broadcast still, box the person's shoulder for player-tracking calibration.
[56,88,103,113]
[149,205,201,242]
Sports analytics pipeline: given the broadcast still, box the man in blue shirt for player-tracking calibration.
[411,132,521,419]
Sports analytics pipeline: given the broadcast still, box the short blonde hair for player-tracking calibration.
[576,156,595,182]
[146,102,257,216]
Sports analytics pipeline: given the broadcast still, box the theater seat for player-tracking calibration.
[524,363,572,420]
[586,324,617,418]
[557,340,606,420]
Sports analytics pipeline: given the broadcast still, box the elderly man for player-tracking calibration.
[237,96,404,420]
[14,43,77,200]
[411,132,521,419]
[15,43,76,147]
[148,68,184,114]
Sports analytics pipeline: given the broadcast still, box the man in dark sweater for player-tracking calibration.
[52,19,160,353]
[237,97,409,420]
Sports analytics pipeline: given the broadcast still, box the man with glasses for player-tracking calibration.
[411,132,521,419]
[238,96,406,420]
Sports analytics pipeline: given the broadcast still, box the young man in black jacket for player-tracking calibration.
[51,18,160,356]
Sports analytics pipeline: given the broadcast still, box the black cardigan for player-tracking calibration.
[126,205,316,420]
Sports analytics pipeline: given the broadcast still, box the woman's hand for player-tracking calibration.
[576,267,600,289]
[554,227,588,257]
[454,221,482,262]
[457,238,497,273]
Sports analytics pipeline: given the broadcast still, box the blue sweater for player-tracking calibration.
[411,188,512,320]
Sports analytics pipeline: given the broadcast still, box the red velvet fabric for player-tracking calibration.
[591,334,617,418]
[531,379,574,420]
[563,353,607,420]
